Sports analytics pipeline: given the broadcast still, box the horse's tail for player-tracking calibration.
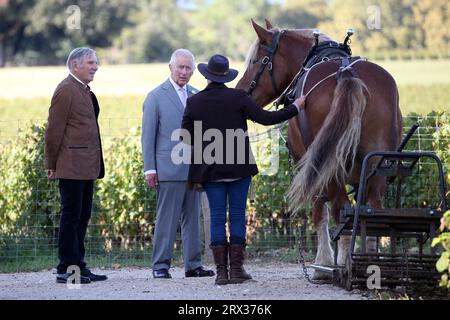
[287,77,368,213]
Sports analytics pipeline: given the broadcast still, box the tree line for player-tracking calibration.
[0,0,448,67]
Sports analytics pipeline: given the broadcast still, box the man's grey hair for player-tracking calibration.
[66,47,96,71]
[169,49,196,71]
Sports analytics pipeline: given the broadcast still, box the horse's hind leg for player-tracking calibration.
[327,182,351,265]
[365,176,388,253]
[312,199,334,280]
[337,235,351,265]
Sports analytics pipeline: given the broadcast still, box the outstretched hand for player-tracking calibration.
[293,96,306,111]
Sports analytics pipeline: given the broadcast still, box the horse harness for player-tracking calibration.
[246,29,364,151]
[283,38,364,150]
[247,30,283,96]
[247,33,365,160]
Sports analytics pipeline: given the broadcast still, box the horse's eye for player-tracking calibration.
[252,59,258,65]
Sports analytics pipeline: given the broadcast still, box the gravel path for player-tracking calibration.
[0,262,369,300]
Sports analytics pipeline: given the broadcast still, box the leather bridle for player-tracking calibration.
[247,30,283,96]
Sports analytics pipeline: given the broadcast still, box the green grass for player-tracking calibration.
[1,84,447,122]
[0,250,302,273]
[0,256,56,273]
[0,60,449,137]
[376,60,450,86]
[1,60,449,100]
[0,244,304,273]
[0,63,234,100]
[0,255,152,273]
[398,84,450,114]
[0,247,183,273]
[0,247,303,273]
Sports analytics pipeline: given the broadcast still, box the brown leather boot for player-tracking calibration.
[229,244,252,284]
[210,245,229,285]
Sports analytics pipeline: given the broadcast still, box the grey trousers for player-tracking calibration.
[152,181,202,272]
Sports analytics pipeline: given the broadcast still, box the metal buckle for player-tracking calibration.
[250,81,256,88]
[267,62,273,70]
[262,56,269,64]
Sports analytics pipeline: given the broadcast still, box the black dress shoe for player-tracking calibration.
[80,269,108,282]
[56,272,91,284]
[153,269,172,279]
[185,266,215,277]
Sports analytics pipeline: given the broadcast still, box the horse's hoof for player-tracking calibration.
[337,257,348,266]
[312,270,333,281]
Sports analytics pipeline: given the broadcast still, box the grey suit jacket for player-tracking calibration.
[142,78,197,181]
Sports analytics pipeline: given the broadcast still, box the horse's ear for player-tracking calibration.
[265,19,273,30]
[251,19,270,42]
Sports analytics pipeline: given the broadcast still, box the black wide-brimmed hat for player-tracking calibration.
[198,54,238,83]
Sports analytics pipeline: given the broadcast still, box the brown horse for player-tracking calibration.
[236,20,403,278]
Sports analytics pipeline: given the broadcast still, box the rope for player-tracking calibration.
[301,58,365,98]
[248,120,288,143]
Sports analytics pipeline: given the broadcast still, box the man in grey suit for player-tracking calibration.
[142,49,214,279]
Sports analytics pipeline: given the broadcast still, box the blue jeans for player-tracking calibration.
[203,176,251,246]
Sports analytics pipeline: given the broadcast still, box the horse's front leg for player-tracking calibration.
[312,199,334,280]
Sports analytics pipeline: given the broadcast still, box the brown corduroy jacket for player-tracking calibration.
[44,75,104,180]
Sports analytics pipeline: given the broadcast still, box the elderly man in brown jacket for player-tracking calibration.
[45,47,107,284]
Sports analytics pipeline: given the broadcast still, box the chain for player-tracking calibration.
[288,141,330,285]
[290,148,327,285]
[298,226,328,284]
[298,226,312,282]
[289,151,312,282]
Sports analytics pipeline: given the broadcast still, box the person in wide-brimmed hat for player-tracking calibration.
[197,54,239,83]
[181,54,306,286]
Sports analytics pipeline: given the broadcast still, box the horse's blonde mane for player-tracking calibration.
[244,39,260,70]
[244,27,334,70]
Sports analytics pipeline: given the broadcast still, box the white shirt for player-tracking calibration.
[69,72,89,89]
[145,78,188,176]
[168,76,188,107]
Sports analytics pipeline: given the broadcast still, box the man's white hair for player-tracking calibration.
[66,47,96,71]
[169,49,196,71]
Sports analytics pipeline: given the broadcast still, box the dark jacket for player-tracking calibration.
[181,82,298,183]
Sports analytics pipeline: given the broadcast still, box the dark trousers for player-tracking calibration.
[203,176,251,246]
[56,179,94,274]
